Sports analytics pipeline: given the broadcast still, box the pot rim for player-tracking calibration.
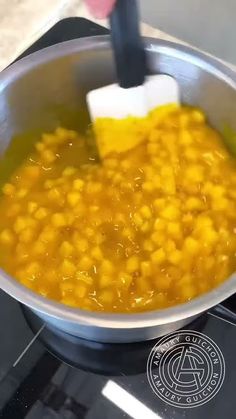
[1,35,236,329]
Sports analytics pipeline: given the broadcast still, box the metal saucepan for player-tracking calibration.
[0,36,236,343]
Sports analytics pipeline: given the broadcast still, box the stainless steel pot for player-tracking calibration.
[0,36,236,343]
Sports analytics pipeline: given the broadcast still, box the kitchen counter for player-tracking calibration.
[0,0,235,72]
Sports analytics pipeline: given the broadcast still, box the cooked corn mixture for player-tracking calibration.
[0,105,236,313]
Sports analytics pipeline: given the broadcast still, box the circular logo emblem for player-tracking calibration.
[147,330,225,408]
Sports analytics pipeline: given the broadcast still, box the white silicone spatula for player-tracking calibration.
[87,0,180,121]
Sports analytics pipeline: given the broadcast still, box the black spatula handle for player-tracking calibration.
[109,0,147,89]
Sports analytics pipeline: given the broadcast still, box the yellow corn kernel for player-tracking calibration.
[44,179,54,190]
[140,261,152,277]
[140,205,152,219]
[184,237,199,255]
[113,173,123,185]
[60,281,74,294]
[16,188,28,199]
[24,165,40,179]
[104,158,118,169]
[99,275,112,289]
[203,256,215,271]
[42,133,57,145]
[64,212,75,226]
[180,284,196,300]
[19,228,34,244]
[2,183,15,196]
[143,239,155,252]
[153,198,166,211]
[101,260,114,275]
[57,127,78,141]
[41,149,56,164]
[179,129,192,145]
[16,243,29,263]
[60,241,74,257]
[115,212,126,224]
[61,259,76,277]
[126,256,139,273]
[195,216,213,230]
[51,213,67,227]
[155,275,172,291]
[211,198,229,211]
[67,192,81,207]
[133,212,143,227]
[151,248,166,265]
[61,297,77,308]
[99,289,114,305]
[14,216,28,233]
[86,182,102,194]
[142,182,155,192]
[85,227,94,238]
[185,165,204,183]
[210,185,226,199]
[25,261,40,278]
[0,229,15,245]
[90,205,99,213]
[94,232,106,245]
[79,256,93,271]
[165,239,176,253]
[122,227,135,239]
[152,175,161,189]
[62,166,77,177]
[168,249,182,265]
[73,178,84,191]
[47,188,61,203]
[184,147,198,161]
[167,222,182,241]
[151,232,165,246]
[76,272,93,286]
[191,109,205,123]
[33,241,46,256]
[118,272,133,289]
[140,221,151,233]
[75,283,88,299]
[39,227,57,243]
[28,201,38,214]
[91,246,103,261]
[160,205,180,221]
[154,218,166,231]
[162,177,176,195]
[34,207,48,220]
[202,228,218,245]
[121,159,131,170]
[185,197,205,211]
[35,141,45,152]
[179,113,190,127]
[75,238,88,253]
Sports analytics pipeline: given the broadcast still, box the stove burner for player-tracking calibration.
[22,306,207,376]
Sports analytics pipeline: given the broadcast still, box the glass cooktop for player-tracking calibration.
[0,17,236,419]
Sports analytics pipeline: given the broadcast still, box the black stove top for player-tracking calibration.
[1,17,236,419]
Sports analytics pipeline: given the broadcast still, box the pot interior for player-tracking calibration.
[0,38,236,159]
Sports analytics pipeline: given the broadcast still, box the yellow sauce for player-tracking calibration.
[0,105,236,313]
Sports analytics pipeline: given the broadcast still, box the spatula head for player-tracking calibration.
[87,74,180,121]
